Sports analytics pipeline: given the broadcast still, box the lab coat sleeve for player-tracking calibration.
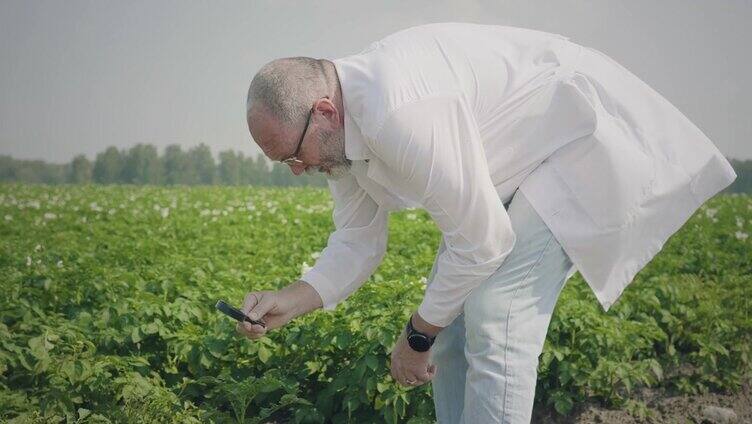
[372,93,516,327]
[300,173,389,311]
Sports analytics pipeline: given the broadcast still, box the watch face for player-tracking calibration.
[407,334,431,352]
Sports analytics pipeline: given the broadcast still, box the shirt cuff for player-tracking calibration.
[417,297,458,328]
[300,268,339,311]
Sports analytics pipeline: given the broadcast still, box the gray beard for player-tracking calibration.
[308,128,351,180]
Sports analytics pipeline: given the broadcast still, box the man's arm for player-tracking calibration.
[298,172,389,312]
[371,92,516,329]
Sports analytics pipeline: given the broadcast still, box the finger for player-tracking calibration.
[416,368,432,384]
[243,321,267,336]
[405,372,421,385]
[248,293,276,323]
[236,320,266,339]
[397,368,412,387]
[241,292,261,315]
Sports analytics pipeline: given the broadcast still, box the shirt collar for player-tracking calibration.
[333,58,371,161]
[343,107,370,161]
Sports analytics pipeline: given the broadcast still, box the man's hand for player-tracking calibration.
[236,280,323,340]
[390,327,437,387]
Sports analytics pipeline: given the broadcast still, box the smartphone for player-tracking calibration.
[215,299,267,328]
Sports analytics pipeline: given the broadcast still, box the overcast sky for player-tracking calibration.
[1,0,750,163]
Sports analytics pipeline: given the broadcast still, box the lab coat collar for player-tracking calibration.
[343,107,371,161]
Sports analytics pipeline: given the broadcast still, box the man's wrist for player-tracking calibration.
[411,311,444,338]
[284,280,324,318]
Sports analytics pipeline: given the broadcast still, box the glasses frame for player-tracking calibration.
[280,96,330,166]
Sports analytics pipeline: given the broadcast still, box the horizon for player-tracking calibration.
[1,1,751,162]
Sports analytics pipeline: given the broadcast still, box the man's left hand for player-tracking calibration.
[390,327,437,387]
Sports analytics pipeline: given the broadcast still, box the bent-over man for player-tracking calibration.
[240,23,736,423]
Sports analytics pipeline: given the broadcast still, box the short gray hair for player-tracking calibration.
[246,57,328,128]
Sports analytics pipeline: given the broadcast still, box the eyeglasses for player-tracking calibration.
[280,96,329,166]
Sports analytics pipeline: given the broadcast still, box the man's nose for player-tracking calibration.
[289,163,306,176]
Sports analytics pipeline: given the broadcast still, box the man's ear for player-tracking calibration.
[316,97,339,129]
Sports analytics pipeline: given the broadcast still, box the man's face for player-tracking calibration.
[247,102,351,180]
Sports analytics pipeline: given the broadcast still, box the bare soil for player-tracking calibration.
[532,380,752,424]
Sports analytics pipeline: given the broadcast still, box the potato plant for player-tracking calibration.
[0,184,750,423]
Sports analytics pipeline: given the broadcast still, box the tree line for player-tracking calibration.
[1,144,751,193]
[726,158,752,194]
[0,143,327,187]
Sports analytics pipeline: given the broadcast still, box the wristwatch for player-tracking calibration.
[405,315,436,352]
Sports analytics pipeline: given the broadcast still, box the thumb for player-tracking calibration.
[248,293,276,321]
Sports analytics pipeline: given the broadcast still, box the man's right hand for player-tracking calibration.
[235,280,323,340]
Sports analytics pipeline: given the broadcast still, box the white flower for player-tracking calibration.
[200,209,210,217]
[294,218,301,225]
[736,217,745,228]
[310,251,321,260]
[34,244,42,252]
[4,215,11,221]
[735,231,748,241]
[56,260,63,268]
[108,209,116,215]
[160,207,169,219]
[301,261,313,275]
[406,213,417,220]
[419,276,428,286]
[43,212,57,220]
[26,256,32,266]
[705,208,718,219]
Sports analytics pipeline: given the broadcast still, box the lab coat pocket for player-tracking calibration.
[550,112,656,231]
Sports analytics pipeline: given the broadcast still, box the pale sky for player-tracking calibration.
[1,0,750,163]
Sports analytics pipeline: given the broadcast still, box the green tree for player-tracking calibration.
[121,144,162,185]
[188,143,216,185]
[240,153,270,185]
[93,147,124,184]
[725,159,752,194]
[69,154,92,183]
[162,144,189,185]
[218,150,242,185]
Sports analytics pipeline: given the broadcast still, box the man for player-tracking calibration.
[240,23,736,423]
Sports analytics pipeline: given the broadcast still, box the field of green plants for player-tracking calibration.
[1,184,750,423]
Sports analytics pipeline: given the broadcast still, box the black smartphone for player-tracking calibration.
[215,299,267,328]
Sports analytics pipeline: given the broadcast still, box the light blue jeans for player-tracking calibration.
[428,189,573,423]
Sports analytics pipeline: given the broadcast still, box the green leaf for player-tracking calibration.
[130,327,142,344]
[258,345,271,363]
[554,394,573,415]
[365,354,379,371]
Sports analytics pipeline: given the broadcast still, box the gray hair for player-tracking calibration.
[246,57,328,128]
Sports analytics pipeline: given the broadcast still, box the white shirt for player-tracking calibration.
[301,23,736,327]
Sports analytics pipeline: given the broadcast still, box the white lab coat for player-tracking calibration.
[300,23,736,327]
